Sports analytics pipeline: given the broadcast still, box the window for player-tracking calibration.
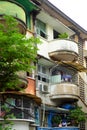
[42,66,46,74]
[36,19,47,39]
[38,64,49,83]
[53,30,60,39]
[0,95,39,122]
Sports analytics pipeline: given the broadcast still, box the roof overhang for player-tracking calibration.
[37,11,75,37]
[41,0,87,40]
[41,104,69,113]
[58,61,87,72]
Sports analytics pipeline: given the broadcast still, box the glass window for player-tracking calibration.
[38,75,41,80]
[15,98,22,107]
[38,64,41,72]
[38,65,49,83]
[0,95,39,121]
[42,66,46,74]
[35,107,39,124]
[53,30,60,39]
[36,19,47,39]
[42,77,46,82]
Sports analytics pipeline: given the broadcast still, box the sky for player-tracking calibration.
[48,0,87,31]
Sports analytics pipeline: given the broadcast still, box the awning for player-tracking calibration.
[58,61,87,72]
[41,104,69,113]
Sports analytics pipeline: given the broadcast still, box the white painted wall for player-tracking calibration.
[37,37,50,59]
[12,120,29,130]
[12,120,36,130]
[46,24,53,41]
[37,22,53,59]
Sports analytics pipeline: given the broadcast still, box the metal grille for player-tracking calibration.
[79,76,85,101]
[80,121,85,130]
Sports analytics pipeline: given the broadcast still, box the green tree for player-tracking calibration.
[0,15,40,91]
[69,106,86,126]
[0,105,15,130]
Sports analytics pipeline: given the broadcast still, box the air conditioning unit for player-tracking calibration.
[39,84,49,94]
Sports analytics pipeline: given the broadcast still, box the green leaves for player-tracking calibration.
[69,106,86,125]
[58,32,68,39]
[0,15,41,91]
[0,104,15,130]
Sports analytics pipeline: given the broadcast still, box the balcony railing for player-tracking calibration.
[48,39,78,62]
[0,15,26,34]
[50,74,79,104]
[0,94,39,124]
[18,76,28,89]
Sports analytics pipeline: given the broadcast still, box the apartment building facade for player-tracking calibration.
[35,1,87,130]
[0,0,87,130]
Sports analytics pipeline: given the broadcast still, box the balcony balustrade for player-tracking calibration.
[0,72,28,91]
[48,39,78,62]
[18,76,28,89]
[50,75,79,104]
[0,15,26,34]
[16,71,28,90]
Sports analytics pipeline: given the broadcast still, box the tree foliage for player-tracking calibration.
[69,106,86,126]
[0,15,40,91]
[0,104,14,130]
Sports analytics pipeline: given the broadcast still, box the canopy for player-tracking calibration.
[58,61,87,72]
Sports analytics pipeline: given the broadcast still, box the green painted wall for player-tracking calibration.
[0,1,26,23]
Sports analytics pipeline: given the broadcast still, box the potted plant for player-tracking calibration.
[69,106,86,126]
[51,115,62,127]
[58,32,68,39]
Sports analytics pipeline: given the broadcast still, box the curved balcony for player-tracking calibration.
[0,15,26,34]
[48,39,78,62]
[0,72,28,91]
[50,82,79,105]
[16,71,28,90]
[17,18,26,34]
[0,94,41,124]
[18,76,28,89]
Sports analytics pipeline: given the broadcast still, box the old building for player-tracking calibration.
[35,1,87,130]
[0,0,87,130]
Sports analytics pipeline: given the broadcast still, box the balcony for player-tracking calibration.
[0,94,40,123]
[0,72,28,91]
[0,15,26,34]
[18,76,28,89]
[16,71,28,90]
[50,75,79,105]
[48,39,78,62]
[17,18,26,34]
